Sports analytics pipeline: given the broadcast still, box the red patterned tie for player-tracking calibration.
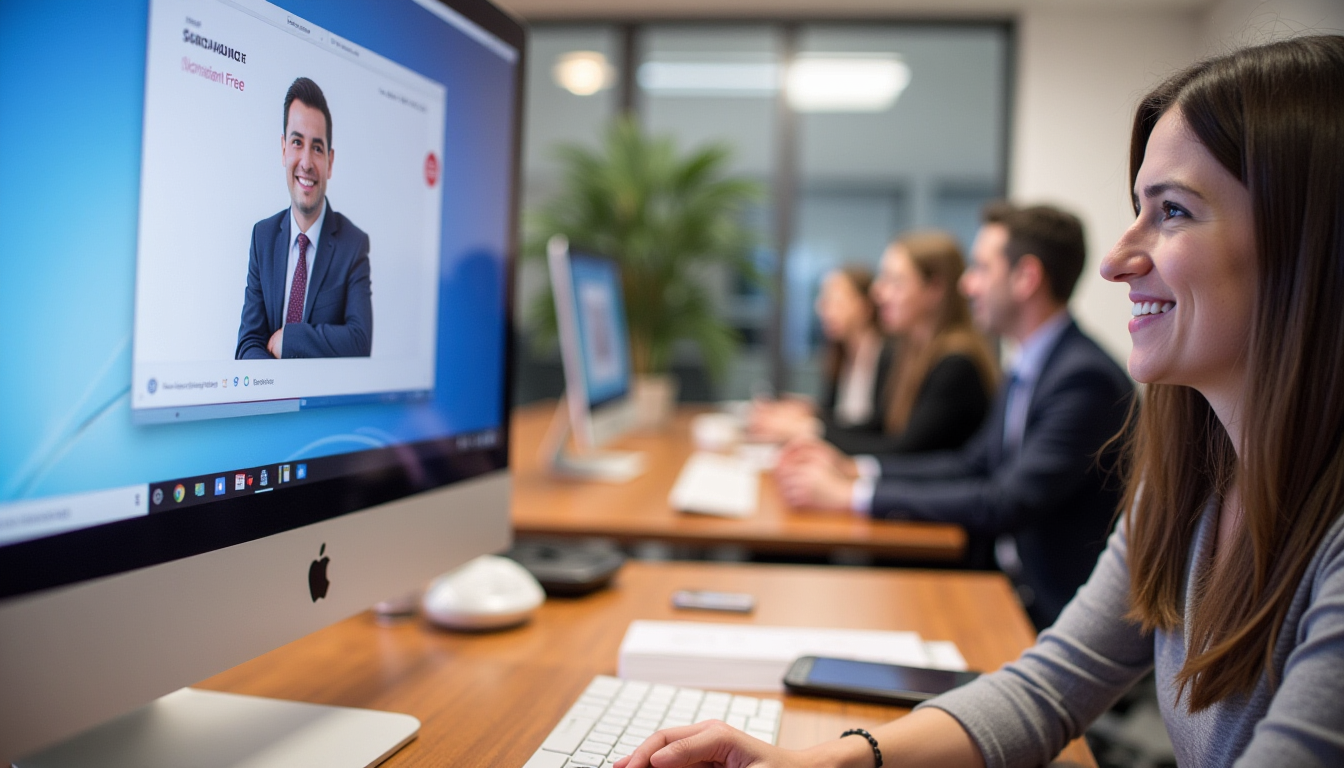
[286,233,309,325]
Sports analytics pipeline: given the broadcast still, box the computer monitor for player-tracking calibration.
[0,0,523,762]
[544,236,645,481]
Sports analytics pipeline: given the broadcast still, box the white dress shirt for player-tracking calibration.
[1000,309,1071,455]
[833,333,882,427]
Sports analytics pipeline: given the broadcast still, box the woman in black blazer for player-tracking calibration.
[828,230,997,455]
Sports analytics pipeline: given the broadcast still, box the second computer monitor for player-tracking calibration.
[546,237,645,481]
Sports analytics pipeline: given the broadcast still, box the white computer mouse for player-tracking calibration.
[421,555,546,631]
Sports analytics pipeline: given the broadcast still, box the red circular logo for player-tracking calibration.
[424,152,439,188]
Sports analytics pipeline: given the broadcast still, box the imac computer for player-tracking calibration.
[544,236,646,482]
[0,0,524,764]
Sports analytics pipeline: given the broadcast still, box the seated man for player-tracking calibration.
[776,203,1133,628]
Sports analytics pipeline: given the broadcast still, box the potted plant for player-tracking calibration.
[524,117,763,426]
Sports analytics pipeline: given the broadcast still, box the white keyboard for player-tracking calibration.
[668,452,759,518]
[521,675,782,768]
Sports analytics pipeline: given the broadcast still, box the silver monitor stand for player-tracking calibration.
[542,395,645,482]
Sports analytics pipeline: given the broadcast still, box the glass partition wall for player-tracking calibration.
[518,21,1010,403]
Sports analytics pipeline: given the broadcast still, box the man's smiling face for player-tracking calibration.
[281,99,333,228]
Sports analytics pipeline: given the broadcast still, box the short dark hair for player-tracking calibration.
[283,77,332,147]
[981,201,1085,303]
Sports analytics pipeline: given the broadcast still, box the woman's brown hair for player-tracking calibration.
[883,231,997,433]
[820,265,878,387]
[1120,36,1344,711]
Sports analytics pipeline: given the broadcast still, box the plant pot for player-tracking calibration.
[632,373,679,431]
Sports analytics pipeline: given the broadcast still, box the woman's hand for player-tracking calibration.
[774,454,856,511]
[748,400,820,443]
[778,438,858,479]
[612,720,811,768]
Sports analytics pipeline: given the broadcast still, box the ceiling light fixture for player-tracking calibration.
[553,51,615,96]
[786,55,911,113]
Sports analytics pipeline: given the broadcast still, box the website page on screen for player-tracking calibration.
[132,0,446,419]
[0,0,517,549]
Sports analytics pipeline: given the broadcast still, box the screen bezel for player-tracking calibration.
[0,0,527,603]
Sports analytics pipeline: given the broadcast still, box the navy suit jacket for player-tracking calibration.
[235,202,372,359]
[870,320,1133,627]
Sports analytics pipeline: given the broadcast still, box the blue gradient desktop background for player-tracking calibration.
[0,0,517,503]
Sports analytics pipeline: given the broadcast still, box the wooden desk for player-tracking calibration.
[199,561,1093,767]
[510,402,966,562]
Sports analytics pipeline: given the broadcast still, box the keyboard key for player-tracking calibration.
[571,703,607,719]
[541,715,596,754]
[696,705,728,721]
[587,676,623,693]
[578,739,612,755]
[522,751,569,768]
[524,676,781,768]
[729,697,759,716]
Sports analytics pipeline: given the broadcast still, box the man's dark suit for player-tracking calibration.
[869,320,1133,628]
[235,202,372,359]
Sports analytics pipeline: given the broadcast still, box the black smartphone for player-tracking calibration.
[783,656,980,706]
[670,589,756,613]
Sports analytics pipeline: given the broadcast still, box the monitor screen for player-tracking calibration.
[0,0,523,758]
[0,0,518,595]
[567,253,632,410]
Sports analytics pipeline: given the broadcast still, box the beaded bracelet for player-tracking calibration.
[840,728,884,768]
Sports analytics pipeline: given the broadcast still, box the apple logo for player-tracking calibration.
[309,543,330,602]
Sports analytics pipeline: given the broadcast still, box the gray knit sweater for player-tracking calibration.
[922,501,1344,767]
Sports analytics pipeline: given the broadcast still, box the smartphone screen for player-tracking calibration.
[785,656,979,705]
[808,657,972,693]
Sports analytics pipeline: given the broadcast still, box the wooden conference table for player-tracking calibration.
[200,560,1094,766]
[510,402,967,562]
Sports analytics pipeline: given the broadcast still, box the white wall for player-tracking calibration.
[1200,0,1344,53]
[1014,0,1344,367]
[1010,10,1198,364]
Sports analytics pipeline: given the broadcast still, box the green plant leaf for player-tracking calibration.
[521,117,764,383]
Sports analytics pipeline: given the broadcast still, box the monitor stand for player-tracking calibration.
[15,688,419,768]
[542,398,646,483]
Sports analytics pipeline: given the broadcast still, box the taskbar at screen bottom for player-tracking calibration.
[0,427,506,601]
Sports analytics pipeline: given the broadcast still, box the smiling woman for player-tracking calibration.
[613,34,1344,768]
[1102,108,1258,407]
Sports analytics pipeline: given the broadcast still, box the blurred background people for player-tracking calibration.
[774,203,1133,628]
[750,231,995,456]
[748,266,891,443]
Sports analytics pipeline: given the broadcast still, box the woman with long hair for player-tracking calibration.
[749,266,892,442]
[751,233,996,456]
[616,35,1344,768]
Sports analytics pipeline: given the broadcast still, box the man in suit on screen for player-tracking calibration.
[236,77,372,359]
